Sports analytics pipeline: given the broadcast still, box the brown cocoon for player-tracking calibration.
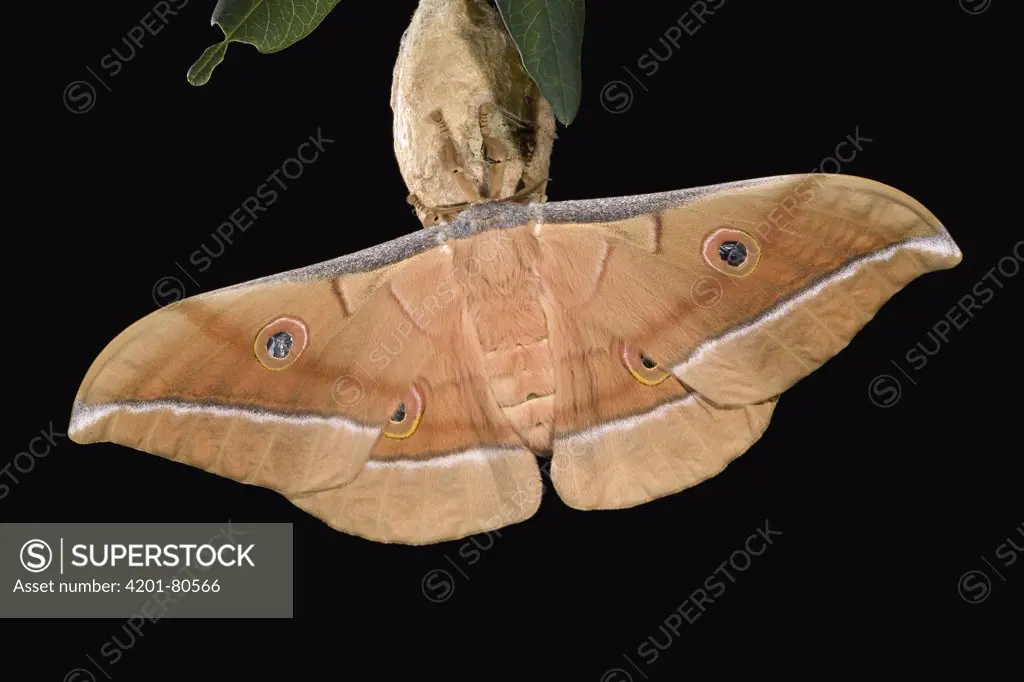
[391,0,556,227]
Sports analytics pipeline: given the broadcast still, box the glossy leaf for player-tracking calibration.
[188,0,342,86]
[495,0,585,125]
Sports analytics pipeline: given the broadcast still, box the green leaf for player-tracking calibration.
[188,0,343,86]
[495,0,585,126]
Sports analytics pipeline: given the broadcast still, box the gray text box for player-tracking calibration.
[0,523,292,618]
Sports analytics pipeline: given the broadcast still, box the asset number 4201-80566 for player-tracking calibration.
[125,578,221,593]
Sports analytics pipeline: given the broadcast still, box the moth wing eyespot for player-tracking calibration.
[704,228,761,277]
[266,331,294,359]
[718,240,749,267]
[384,385,424,439]
[254,318,308,370]
[622,342,670,386]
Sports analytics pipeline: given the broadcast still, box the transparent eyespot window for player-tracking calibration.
[254,317,309,370]
[384,385,424,439]
[702,228,761,277]
[622,341,670,386]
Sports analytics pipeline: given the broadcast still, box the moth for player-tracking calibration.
[70,173,962,544]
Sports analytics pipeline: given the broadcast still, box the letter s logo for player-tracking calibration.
[20,539,53,573]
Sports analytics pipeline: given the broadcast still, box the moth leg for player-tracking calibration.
[406,193,440,228]
[479,102,508,200]
[429,109,481,203]
[517,123,548,202]
[508,95,549,202]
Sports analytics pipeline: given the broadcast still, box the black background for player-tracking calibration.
[9,0,1020,678]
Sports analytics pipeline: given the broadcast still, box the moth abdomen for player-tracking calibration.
[458,227,556,453]
[486,339,556,453]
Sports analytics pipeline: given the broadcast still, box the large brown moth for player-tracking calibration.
[69,173,962,544]
[69,0,962,544]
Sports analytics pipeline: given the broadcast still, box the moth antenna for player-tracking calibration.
[429,109,481,203]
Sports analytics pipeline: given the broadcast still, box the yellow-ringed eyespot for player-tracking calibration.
[384,384,424,439]
[622,341,670,386]
[702,227,761,277]
[254,317,309,370]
